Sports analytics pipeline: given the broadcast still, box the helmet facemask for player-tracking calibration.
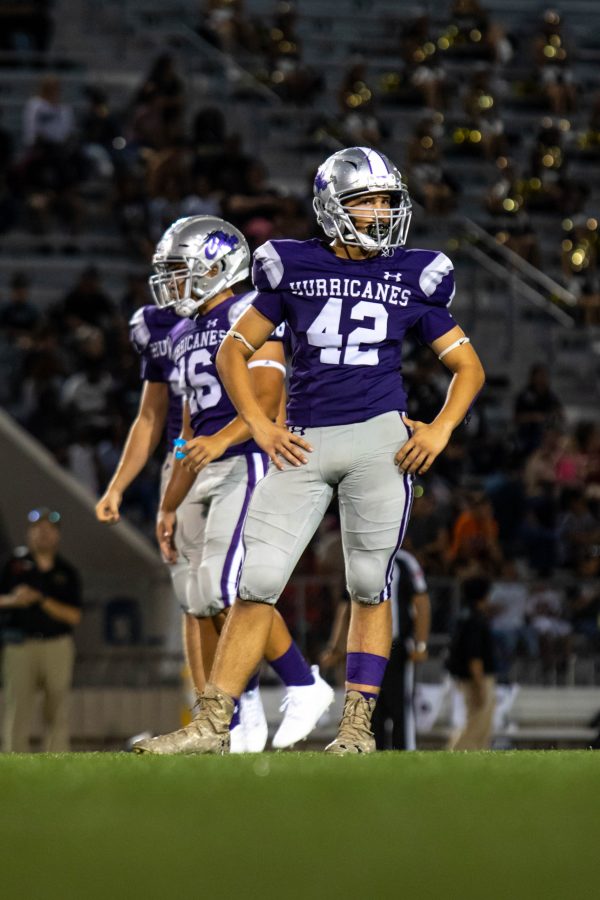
[315,187,412,255]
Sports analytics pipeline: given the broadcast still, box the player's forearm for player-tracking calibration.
[107,416,163,494]
[432,363,485,433]
[413,594,431,644]
[216,342,270,429]
[468,658,485,684]
[40,597,81,627]
[161,461,196,513]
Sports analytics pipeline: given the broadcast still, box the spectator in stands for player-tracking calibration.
[485,452,527,559]
[448,491,502,574]
[0,0,53,53]
[0,507,82,752]
[79,86,121,181]
[489,559,537,681]
[514,363,564,455]
[523,427,563,500]
[198,0,258,55]
[485,159,541,265]
[134,54,185,147]
[114,170,154,261]
[18,327,67,453]
[405,347,447,425]
[22,75,75,150]
[462,67,507,161]
[448,0,511,64]
[0,272,39,343]
[528,580,572,682]
[222,158,285,233]
[0,106,14,176]
[19,76,83,232]
[447,576,497,750]
[570,579,600,645]
[407,118,457,214]
[60,327,116,444]
[404,490,450,576]
[60,266,115,331]
[532,10,578,117]
[557,489,600,571]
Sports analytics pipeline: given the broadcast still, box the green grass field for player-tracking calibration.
[1,751,598,900]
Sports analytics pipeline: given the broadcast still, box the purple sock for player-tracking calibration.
[346,652,388,698]
[245,672,259,693]
[269,642,315,687]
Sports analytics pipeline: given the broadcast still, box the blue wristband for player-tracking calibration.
[173,438,187,460]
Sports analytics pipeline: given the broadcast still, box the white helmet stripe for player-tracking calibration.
[358,147,390,178]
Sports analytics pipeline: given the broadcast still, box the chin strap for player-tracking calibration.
[227,329,257,354]
[438,336,471,361]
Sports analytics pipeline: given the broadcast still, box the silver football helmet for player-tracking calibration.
[149,215,250,317]
[313,146,412,253]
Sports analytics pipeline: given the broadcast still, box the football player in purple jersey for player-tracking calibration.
[135,147,485,756]
[133,216,333,754]
[94,288,211,684]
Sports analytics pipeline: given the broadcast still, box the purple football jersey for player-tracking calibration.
[129,305,185,446]
[168,291,285,458]
[251,238,457,427]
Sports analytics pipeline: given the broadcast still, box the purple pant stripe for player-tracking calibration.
[220,454,261,607]
[379,472,413,602]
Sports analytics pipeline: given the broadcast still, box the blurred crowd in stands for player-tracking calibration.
[1,0,599,677]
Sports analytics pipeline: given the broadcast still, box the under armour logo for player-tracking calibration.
[206,319,218,328]
[383,271,403,282]
[289,425,306,436]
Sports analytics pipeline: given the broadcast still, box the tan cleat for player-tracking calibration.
[324,691,377,755]
[133,683,235,755]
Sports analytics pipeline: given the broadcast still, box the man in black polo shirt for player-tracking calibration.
[447,577,497,750]
[0,508,82,752]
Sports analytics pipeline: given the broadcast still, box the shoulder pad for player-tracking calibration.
[418,252,455,306]
[253,241,285,290]
[128,306,152,353]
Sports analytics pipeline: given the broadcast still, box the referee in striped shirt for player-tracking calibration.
[371,549,431,751]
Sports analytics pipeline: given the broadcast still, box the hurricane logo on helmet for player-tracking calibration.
[149,216,250,317]
[204,231,240,261]
[313,146,412,254]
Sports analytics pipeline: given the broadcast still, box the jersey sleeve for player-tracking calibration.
[251,290,286,328]
[140,358,167,382]
[129,307,165,382]
[128,307,151,355]
[252,241,285,291]
[412,306,457,345]
[417,252,456,308]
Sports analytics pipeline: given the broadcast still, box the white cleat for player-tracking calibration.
[239,687,268,752]
[272,666,335,749]
[229,721,246,754]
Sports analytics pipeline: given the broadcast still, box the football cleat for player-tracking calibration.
[324,691,377,755]
[272,666,335,749]
[132,683,234,755]
[229,721,246,753]
[240,687,269,753]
